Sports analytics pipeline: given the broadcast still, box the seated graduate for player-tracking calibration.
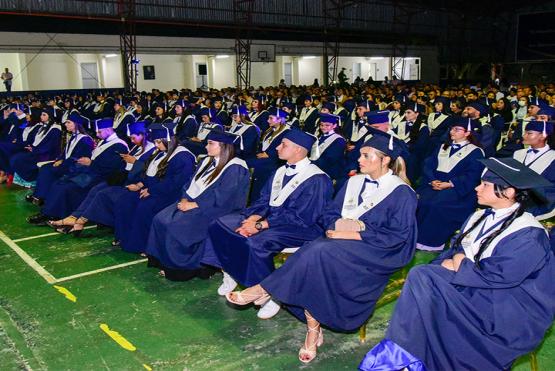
[145,130,250,281]
[10,109,62,182]
[47,121,155,234]
[183,107,223,156]
[112,100,136,140]
[309,113,347,186]
[172,102,199,142]
[227,104,260,159]
[27,118,128,225]
[202,129,333,320]
[426,96,452,151]
[464,101,497,158]
[246,107,290,202]
[513,120,555,220]
[27,113,94,206]
[361,158,555,371]
[298,95,319,134]
[282,102,300,129]
[112,123,196,253]
[392,102,430,184]
[226,132,417,364]
[248,96,270,133]
[0,107,40,184]
[416,117,485,251]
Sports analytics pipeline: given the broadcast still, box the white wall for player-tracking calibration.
[210,55,236,89]
[0,53,23,91]
[297,57,323,86]
[24,53,77,90]
[101,55,123,88]
[251,61,276,87]
[135,54,187,91]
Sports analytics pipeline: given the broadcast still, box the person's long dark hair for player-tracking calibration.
[408,113,426,143]
[452,186,530,268]
[194,142,236,184]
[142,136,179,178]
[495,97,513,123]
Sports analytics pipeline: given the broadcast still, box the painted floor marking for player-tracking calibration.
[52,258,147,284]
[12,225,97,243]
[0,228,147,284]
[0,229,57,284]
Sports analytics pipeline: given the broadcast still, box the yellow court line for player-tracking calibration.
[0,229,57,284]
[13,225,97,243]
[100,324,137,351]
[52,259,148,284]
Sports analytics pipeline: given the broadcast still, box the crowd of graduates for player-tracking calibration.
[0,80,554,369]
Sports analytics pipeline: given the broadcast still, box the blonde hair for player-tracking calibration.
[375,149,410,185]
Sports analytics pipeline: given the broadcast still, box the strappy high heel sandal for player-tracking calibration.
[47,216,77,229]
[62,217,87,237]
[298,311,324,364]
[225,287,270,306]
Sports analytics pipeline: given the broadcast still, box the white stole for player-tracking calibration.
[261,126,288,151]
[185,157,247,199]
[310,133,342,160]
[514,148,555,175]
[436,143,482,173]
[65,133,89,158]
[299,107,316,123]
[146,146,194,177]
[341,173,407,220]
[427,113,448,131]
[125,142,155,171]
[269,162,326,207]
[461,210,545,261]
[91,135,128,160]
[351,120,368,142]
[113,111,133,129]
[197,123,219,140]
[32,124,61,147]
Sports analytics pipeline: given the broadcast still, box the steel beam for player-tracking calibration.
[118,0,137,93]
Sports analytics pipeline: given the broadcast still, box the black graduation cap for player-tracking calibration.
[478,157,552,190]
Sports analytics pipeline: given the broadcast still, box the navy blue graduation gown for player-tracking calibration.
[246,127,288,202]
[113,112,135,140]
[381,216,555,370]
[299,107,319,134]
[228,124,260,159]
[203,169,333,286]
[146,161,250,269]
[250,110,270,133]
[260,178,417,331]
[0,122,39,173]
[175,115,199,142]
[71,146,156,225]
[41,136,128,218]
[311,134,347,182]
[416,144,484,249]
[115,149,196,253]
[33,135,94,199]
[10,123,62,181]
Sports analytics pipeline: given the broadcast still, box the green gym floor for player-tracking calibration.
[0,185,553,370]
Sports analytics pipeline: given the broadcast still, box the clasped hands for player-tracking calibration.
[126,182,150,199]
[441,253,466,272]
[430,180,453,191]
[235,214,267,238]
[177,198,198,212]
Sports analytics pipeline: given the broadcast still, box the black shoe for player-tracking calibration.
[27,213,50,225]
[197,266,219,280]
[32,197,44,206]
[25,193,34,203]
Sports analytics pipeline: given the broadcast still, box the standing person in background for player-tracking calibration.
[1,68,13,93]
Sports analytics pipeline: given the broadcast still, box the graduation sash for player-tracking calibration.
[269,162,326,207]
[185,157,247,199]
[65,133,90,158]
[21,124,37,142]
[125,142,155,171]
[113,111,134,129]
[310,133,342,160]
[427,113,449,131]
[389,111,404,128]
[197,123,219,140]
[436,143,482,173]
[299,107,317,124]
[461,210,545,261]
[351,120,368,142]
[249,109,267,123]
[261,126,288,151]
[229,123,254,137]
[514,148,555,175]
[32,124,61,147]
[341,173,407,220]
[91,135,128,160]
[145,146,194,177]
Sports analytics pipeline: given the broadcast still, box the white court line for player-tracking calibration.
[0,229,57,284]
[52,258,147,284]
[13,225,97,243]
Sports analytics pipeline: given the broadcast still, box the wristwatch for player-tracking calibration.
[255,221,264,230]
